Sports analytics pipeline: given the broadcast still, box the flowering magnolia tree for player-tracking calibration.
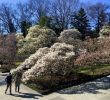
[17,25,57,57]
[99,25,110,38]
[58,29,82,47]
[13,43,76,88]
[12,47,49,74]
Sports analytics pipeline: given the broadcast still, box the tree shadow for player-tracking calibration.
[57,75,110,94]
[0,73,8,86]
[12,92,43,99]
[0,79,6,86]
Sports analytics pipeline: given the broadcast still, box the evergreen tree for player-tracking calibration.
[46,17,63,36]
[95,9,106,34]
[71,8,90,40]
[38,16,48,27]
[39,16,63,36]
[20,21,31,38]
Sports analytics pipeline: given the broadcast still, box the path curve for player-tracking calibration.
[0,73,110,100]
[0,73,43,100]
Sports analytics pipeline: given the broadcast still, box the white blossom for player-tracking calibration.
[99,25,110,38]
[13,47,49,74]
[17,25,57,56]
[22,43,76,83]
[58,29,81,46]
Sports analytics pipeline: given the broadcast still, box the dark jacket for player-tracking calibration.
[5,74,12,84]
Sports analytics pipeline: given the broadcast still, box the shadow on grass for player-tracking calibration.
[37,73,110,95]
[11,92,43,99]
[20,72,110,95]
[57,75,110,94]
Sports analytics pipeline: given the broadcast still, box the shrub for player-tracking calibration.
[58,29,81,46]
[75,37,110,66]
[75,51,110,66]
[99,25,110,37]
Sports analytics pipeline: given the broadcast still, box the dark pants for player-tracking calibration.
[15,82,20,92]
[5,83,12,94]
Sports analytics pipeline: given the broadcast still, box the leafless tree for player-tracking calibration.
[49,0,79,33]
[28,0,50,22]
[0,4,16,33]
[87,3,109,33]
[17,2,33,23]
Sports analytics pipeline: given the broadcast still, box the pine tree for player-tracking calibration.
[39,16,48,27]
[95,9,106,34]
[71,8,90,40]
[20,21,32,38]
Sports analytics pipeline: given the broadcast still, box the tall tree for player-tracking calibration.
[95,9,106,34]
[49,0,79,35]
[88,3,108,35]
[71,8,90,40]
[20,21,31,37]
[17,2,33,35]
[0,4,16,33]
[38,16,48,27]
[28,0,50,22]
[107,12,110,25]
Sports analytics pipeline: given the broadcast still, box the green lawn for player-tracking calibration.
[76,64,110,76]
[15,61,23,67]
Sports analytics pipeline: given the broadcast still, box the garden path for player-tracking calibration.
[0,73,43,100]
[0,73,110,100]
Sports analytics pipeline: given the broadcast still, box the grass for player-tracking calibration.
[76,64,110,76]
[25,83,51,94]
[15,61,23,67]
